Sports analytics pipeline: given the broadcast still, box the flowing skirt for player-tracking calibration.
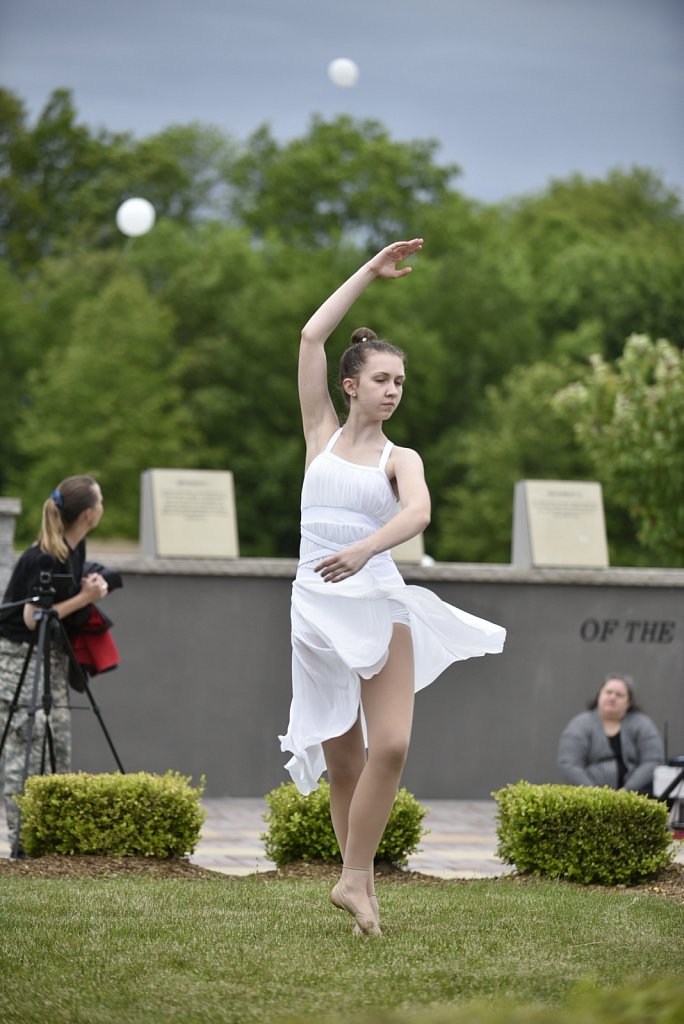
[279,554,506,795]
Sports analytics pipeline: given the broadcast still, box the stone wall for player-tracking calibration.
[0,499,21,596]
[69,552,684,799]
[2,500,682,799]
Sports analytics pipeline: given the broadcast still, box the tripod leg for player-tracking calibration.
[55,619,125,774]
[39,631,58,776]
[21,614,49,789]
[40,717,57,776]
[83,679,125,773]
[27,617,72,779]
[49,643,71,775]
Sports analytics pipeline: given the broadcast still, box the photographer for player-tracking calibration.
[0,475,110,858]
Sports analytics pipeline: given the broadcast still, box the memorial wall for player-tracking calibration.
[68,555,684,799]
[2,497,682,800]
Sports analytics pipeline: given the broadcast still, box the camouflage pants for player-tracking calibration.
[0,635,71,853]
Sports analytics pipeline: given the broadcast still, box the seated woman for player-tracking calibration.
[557,674,664,795]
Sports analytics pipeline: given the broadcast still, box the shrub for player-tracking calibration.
[16,770,205,858]
[261,780,428,868]
[493,781,675,885]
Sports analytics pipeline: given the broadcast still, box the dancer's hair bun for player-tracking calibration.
[350,327,378,345]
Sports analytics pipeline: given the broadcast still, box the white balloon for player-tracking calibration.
[328,57,359,88]
[116,197,156,237]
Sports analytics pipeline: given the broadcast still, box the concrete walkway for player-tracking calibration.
[0,799,506,877]
[188,798,505,878]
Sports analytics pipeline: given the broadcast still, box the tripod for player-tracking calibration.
[0,575,124,857]
[657,757,684,831]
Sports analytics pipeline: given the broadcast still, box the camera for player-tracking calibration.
[32,553,57,611]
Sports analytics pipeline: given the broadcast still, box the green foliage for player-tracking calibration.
[2,875,683,1024]
[226,114,459,249]
[16,770,205,857]
[0,261,43,493]
[0,87,235,270]
[493,781,674,885]
[430,359,591,562]
[11,268,200,540]
[261,780,428,867]
[555,334,684,565]
[507,167,684,352]
[283,976,684,1024]
[411,197,547,441]
[2,87,683,565]
[429,348,658,565]
[132,223,317,552]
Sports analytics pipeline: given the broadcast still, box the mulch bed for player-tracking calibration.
[1,855,683,904]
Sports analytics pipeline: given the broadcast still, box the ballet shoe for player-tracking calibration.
[331,882,382,937]
[353,893,380,937]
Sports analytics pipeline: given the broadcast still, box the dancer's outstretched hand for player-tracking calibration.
[368,239,424,279]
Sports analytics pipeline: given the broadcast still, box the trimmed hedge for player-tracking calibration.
[16,770,205,858]
[261,780,428,867]
[493,781,675,885]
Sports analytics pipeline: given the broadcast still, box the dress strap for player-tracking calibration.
[378,439,394,472]
[324,427,343,453]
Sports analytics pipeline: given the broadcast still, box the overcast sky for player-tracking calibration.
[1,0,683,203]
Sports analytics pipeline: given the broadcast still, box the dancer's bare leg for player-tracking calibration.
[323,716,366,855]
[323,716,379,930]
[332,625,414,932]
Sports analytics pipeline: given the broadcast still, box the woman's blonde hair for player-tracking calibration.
[37,475,98,561]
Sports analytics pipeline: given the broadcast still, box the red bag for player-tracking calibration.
[68,605,120,687]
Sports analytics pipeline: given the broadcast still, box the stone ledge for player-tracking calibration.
[0,498,21,515]
[80,551,684,587]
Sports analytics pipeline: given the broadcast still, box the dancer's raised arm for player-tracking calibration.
[298,239,423,459]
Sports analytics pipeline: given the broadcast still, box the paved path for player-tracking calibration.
[188,798,505,877]
[0,799,505,877]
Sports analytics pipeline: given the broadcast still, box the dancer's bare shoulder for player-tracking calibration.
[387,445,427,490]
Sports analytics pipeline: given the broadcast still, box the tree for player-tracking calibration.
[503,168,684,357]
[3,86,683,562]
[554,335,684,566]
[0,261,41,492]
[225,115,459,248]
[123,221,310,554]
[428,359,592,563]
[11,271,199,540]
[531,240,684,358]
[512,167,684,243]
[0,87,235,271]
[411,200,546,443]
[0,246,130,495]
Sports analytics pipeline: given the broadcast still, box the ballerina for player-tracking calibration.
[279,239,506,936]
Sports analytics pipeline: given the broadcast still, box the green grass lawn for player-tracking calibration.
[1,875,683,1024]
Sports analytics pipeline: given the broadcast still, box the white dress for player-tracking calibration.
[279,428,506,794]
